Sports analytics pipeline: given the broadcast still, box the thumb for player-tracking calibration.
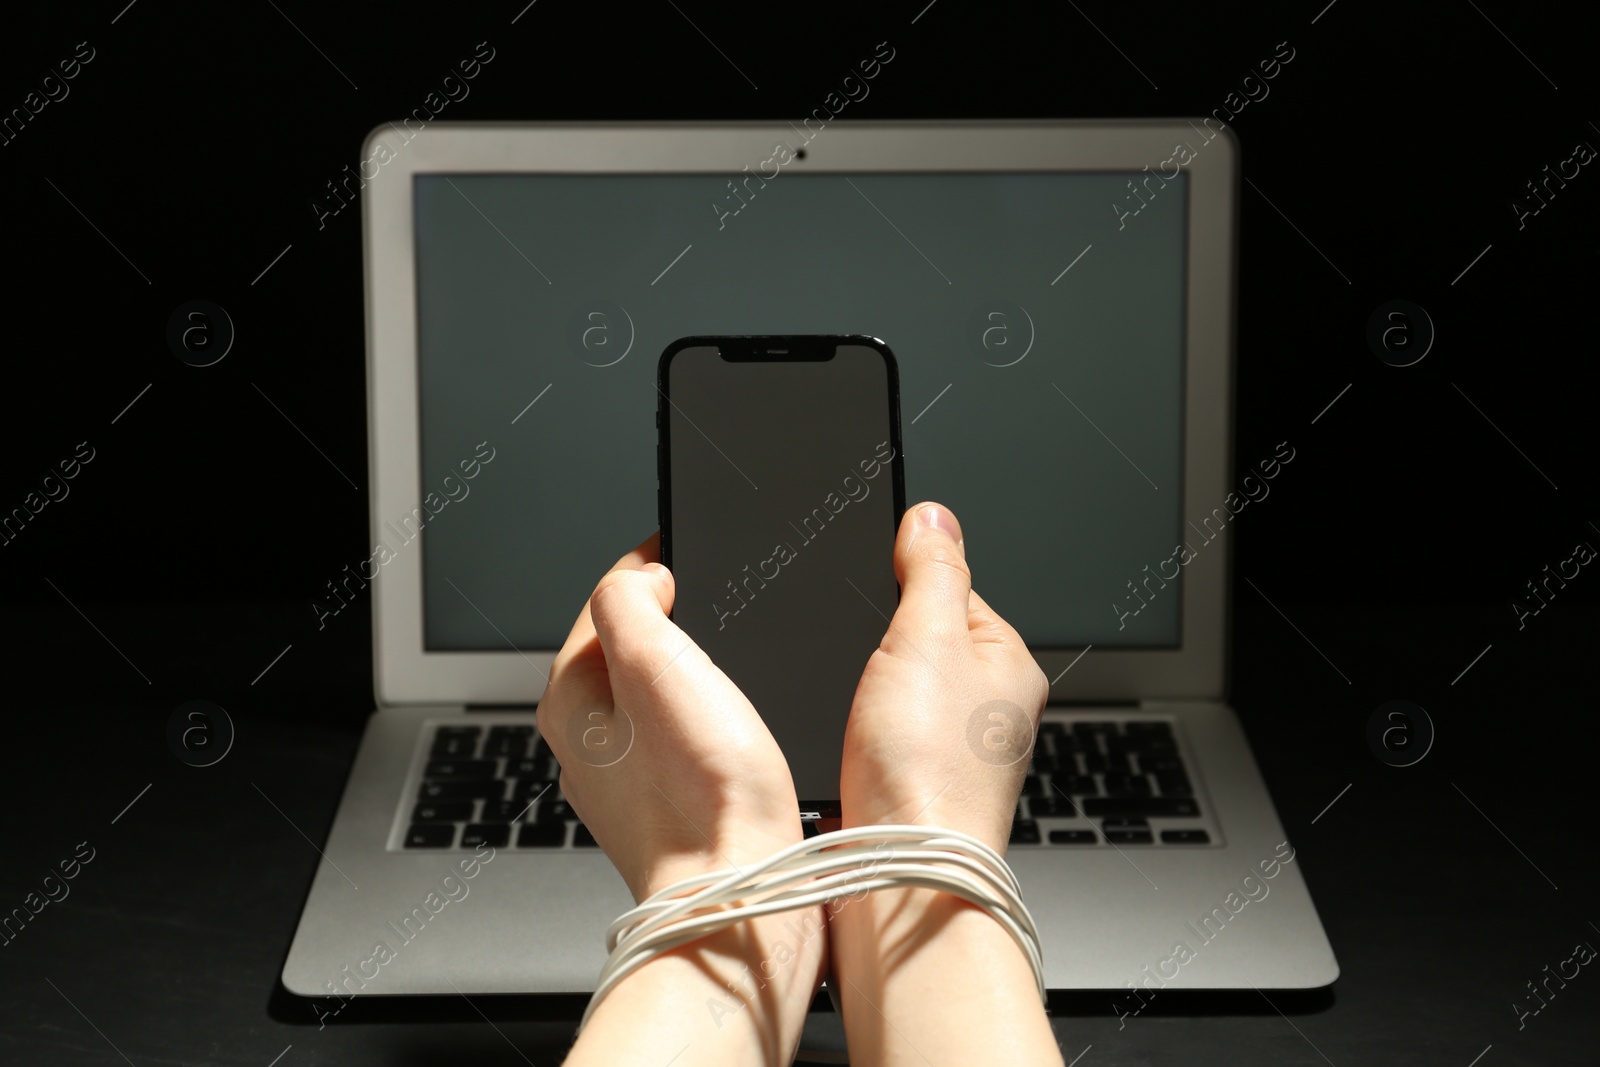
[889,502,972,644]
[638,561,676,616]
[588,563,680,687]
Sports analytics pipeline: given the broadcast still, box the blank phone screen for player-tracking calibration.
[661,340,902,807]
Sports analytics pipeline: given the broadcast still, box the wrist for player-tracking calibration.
[574,904,827,1066]
[831,883,999,971]
[695,905,830,1029]
[829,882,1038,1012]
[829,886,1060,1066]
[637,825,807,902]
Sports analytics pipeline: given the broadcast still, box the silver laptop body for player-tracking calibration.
[281,119,1339,1001]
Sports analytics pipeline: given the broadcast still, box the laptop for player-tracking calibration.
[281,119,1339,1005]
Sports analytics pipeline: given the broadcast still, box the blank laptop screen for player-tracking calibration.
[410,171,1188,651]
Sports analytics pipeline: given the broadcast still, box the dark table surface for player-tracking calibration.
[2,596,1595,1066]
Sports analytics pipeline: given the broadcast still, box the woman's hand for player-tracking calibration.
[536,531,804,901]
[545,533,828,1067]
[831,501,1064,1067]
[840,501,1050,853]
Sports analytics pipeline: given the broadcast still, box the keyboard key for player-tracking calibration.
[484,735,528,759]
[412,801,473,823]
[514,778,559,802]
[1155,770,1193,797]
[481,800,534,822]
[802,820,819,839]
[1039,722,1068,743]
[424,759,497,779]
[1101,817,1149,831]
[536,799,573,823]
[1102,773,1152,797]
[404,824,456,848]
[1056,774,1099,796]
[1105,829,1154,844]
[1048,829,1097,845]
[1009,819,1041,845]
[517,821,566,848]
[573,824,600,848]
[1145,756,1185,774]
[419,780,505,802]
[487,724,535,737]
[460,824,511,848]
[1028,751,1059,776]
[1105,734,1147,755]
[437,725,482,739]
[1019,775,1045,799]
[1081,797,1200,818]
[1073,721,1119,745]
[431,734,478,758]
[1084,752,1132,775]
[1050,731,1083,753]
[1161,829,1210,844]
[505,757,550,780]
[1029,793,1076,818]
[1118,723,1174,750]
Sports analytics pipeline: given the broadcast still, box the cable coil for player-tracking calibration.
[580,824,1046,1031]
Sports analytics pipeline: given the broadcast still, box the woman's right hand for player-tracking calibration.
[840,500,1050,853]
[831,501,1065,1067]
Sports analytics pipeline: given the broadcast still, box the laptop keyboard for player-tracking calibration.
[1010,719,1216,847]
[396,716,1215,851]
[400,723,585,850]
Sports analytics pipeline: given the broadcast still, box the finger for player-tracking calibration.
[888,501,973,645]
[552,531,662,671]
[542,532,664,749]
[588,564,763,743]
[587,565,695,696]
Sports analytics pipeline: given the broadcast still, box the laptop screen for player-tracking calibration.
[411,171,1187,652]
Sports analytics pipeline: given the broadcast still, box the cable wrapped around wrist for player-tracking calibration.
[579,825,1045,1032]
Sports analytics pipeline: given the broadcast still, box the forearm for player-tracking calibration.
[831,886,1064,1067]
[564,905,828,1067]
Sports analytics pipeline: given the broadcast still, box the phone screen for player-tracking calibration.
[659,337,905,811]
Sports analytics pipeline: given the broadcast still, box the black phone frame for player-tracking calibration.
[655,334,908,818]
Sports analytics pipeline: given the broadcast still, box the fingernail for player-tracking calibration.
[915,503,962,545]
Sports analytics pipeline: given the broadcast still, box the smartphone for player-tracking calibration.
[657,335,906,817]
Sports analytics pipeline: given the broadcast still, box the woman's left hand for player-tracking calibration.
[536,532,806,903]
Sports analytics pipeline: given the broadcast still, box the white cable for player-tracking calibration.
[589,827,1036,1021]
[578,825,1046,1032]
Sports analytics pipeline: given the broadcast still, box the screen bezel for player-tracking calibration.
[365,121,1235,707]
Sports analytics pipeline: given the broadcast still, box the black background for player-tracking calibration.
[1,1,1596,1065]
